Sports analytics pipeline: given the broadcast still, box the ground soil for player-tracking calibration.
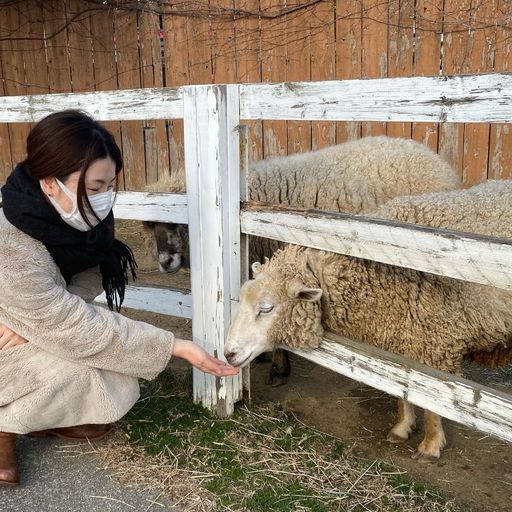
[119,220,512,512]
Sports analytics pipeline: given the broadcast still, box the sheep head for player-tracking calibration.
[142,221,189,273]
[225,248,324,367]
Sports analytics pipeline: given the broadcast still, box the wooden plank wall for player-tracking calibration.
[0,0,510,188]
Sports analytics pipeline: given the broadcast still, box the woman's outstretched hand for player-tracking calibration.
[0,324,28,350]
[172,338,240,377]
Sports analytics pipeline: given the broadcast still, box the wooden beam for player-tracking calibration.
[241,204,512,291]
[287,333,512,443]
[113,191,188,224]
[240,73,512,123]
[0,88,184,123]
[94,284,192,319]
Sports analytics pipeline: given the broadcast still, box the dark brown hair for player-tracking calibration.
[23,109,123,226]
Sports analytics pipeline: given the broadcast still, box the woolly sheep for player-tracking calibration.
[141,173,188,273]
[224,180,512,459]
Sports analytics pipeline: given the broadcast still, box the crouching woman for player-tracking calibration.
[0,110,238,486]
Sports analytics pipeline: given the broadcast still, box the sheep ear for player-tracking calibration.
[251,261,263,278]
[287,279,323,302]
[296,287,323,302]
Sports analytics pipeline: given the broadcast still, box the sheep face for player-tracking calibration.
[225,262,324,367]
[143,222,189,273]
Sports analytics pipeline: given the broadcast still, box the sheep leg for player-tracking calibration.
[413,410,446,461]
[387,399,416,442]
[266,349,291,387]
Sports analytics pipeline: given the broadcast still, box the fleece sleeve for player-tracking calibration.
[0,253,174,381]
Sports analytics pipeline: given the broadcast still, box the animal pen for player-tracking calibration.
[2,73,512,443]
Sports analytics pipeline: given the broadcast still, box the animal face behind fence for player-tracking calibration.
[144,222,189,273]
[224,262,323,367]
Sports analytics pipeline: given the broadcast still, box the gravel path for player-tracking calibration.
[0,435,178,512]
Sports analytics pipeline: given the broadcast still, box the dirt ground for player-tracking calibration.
[119,220,512,512]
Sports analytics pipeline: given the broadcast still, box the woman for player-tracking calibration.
[0,110,238,486]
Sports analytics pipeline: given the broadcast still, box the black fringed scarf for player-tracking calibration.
[1,164,137,311]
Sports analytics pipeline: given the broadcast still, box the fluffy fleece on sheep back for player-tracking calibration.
[371,179,512,238]
[248,136,459,210]
[248,136,461,263]
[370,179,512,367]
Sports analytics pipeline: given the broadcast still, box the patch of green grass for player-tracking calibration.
[388,473,447,505]
[333,440,347,457]
[118,369,460,511]
[245,480,328,512]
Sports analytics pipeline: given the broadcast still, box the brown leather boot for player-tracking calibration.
[0,432,19,486]
[28,423,113,441]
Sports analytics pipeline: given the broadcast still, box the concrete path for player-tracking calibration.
[0,436,177,512]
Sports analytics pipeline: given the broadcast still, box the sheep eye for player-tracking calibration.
[258,304,274,315]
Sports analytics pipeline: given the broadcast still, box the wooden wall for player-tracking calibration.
[0,0,510,189]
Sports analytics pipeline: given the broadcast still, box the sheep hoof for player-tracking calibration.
[266,354,291,386]
[266,373,288,387]
[412,450,440,463]
[386,431,408,444]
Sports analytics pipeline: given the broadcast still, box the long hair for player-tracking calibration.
[22,109,123,226]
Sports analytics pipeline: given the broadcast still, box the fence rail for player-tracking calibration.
[240,73,512,123]
[290,334,512,443]
[241,204,512,291]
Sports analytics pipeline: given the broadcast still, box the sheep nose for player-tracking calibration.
[225,351,236,363]
[159,253,174,266]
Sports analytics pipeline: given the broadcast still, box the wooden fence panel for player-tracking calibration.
[411,0,443,152]
[162,5,190,190]
[439,0,469,181]
[489,0,512,180]
[460,0,497,185]
[66,0,94,93]
[44,2,72,94]
[335,0,362,143]
[0,4,14,179]
[286,1,312,156]
[260,1,288,159]
[287,4,311,156]
[89,8,124,188]
[386,0,413,140]
[23,2,48,96]
[210,0,237,84]
[139,5,170,186]
[361,0,388,137]
[234,0,263,163]
[1,7,30,172]
[115,9,146,190]
[310,1,335,150]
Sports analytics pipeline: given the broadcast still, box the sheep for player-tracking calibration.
[224,180,512,460]
[141,136,461,384]
[247,136,460,263]
[140,172,189,273]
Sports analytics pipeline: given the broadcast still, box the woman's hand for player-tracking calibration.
[172,338,239,377]
[0,324,28,350]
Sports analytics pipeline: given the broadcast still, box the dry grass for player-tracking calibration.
[85,369,462,512]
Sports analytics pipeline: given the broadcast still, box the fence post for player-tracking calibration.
[183,84,243,417]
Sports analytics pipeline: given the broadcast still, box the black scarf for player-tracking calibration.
[1,164,137,311]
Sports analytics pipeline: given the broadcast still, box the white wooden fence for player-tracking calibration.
[2,73,512,439]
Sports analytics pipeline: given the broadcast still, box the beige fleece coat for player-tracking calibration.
[0,211,174,434]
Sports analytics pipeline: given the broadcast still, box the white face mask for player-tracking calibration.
[41,179,115,232]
